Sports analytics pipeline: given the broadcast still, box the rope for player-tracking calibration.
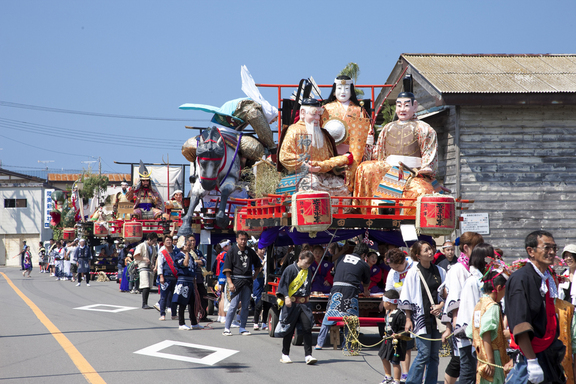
[476,356,506,370]
[340,316,454,356]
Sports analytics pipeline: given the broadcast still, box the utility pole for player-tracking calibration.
[38,160,54,175]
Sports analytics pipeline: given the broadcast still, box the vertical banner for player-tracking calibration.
[44,189,55,228]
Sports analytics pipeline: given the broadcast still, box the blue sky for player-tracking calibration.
[1,0,575,183]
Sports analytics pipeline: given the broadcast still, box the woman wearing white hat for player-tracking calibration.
[559,244,576,305]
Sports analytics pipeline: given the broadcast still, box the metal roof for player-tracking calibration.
[402,54,576,93]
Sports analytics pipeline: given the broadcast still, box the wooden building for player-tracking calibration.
[380,54,576,257]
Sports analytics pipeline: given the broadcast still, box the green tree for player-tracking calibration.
[338,62,364,97]
[78,172,109,202]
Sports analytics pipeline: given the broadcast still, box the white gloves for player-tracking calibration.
[526,358,544,384]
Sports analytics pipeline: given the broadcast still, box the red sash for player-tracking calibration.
[510,281,557,354]
[162,249,178,279]
[215,251,226,276]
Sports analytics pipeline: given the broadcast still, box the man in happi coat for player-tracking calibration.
[275,250,317,365]
[505,230,567,384]
[315,242,371,349]
[353,88,438,214]
[221,230,262,336]
[321,75,372,193]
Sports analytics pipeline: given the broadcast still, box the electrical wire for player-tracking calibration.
[0,100,210,122]
[0,134,93,158]
[0,122,179,150]
[0,117,183,147]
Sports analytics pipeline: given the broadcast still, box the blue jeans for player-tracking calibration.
[225,283,252,331]
[459,344,477,384]
[406,327,441,384]
[505,355,528,384]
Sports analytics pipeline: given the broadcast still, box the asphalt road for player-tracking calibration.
[0,267,448,384]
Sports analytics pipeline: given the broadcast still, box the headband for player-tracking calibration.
[334,78,353,85]
[382,297,398,305]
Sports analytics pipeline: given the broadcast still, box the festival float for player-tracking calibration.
[172,66,472,345]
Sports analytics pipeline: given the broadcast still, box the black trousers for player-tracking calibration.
[282,305,312,356]
[196,281,208,319]
[254,298,271,324]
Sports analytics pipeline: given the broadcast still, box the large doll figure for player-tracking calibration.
[353,89,438,214]
[278,98,352,200]
[321,75,372,193]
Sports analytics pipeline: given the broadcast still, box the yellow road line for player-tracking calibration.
[1,272,106,384]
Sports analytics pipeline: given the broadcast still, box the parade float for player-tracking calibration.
[171,66,471,345]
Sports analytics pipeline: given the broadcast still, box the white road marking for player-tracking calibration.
[134,340,238,365]
[74,304,138,313]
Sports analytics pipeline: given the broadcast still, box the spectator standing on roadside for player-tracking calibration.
[157,236,179,321]
[171,238,203,330]
[38,242,46,273]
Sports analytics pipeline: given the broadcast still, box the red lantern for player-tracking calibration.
[123,221,143,243]
[62,228,75,241]
[93,222,109,237]
[416,195,456,236]
[291,191,332,235]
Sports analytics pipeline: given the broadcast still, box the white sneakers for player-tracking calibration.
[86,283,90,287]
[231,320,241,328]
[76,283,81,287]
[280,354,292,364]
[178,324,203,330]
[254,324,260,330]
[279,355,317,364]
[305,355,318,365]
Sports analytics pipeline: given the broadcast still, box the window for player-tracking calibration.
[4,198,27,208]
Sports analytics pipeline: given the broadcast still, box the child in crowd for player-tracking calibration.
[466,267,512,384]
[22,249,32,277]
[379,290,407,384]
[275,250,317,365]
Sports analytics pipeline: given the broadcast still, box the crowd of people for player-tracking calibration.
[19,229,576,384]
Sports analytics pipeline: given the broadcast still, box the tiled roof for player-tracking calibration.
[402,54,576,93]
[47,173,131,182]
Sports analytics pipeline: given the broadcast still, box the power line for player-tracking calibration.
[0,122,180,150]
[0,134,93,158]
[0,100,210,122]
[0,117,184,146]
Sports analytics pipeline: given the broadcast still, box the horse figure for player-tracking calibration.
[178,126,242,237]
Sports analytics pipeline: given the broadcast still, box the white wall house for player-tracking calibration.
[0,168,52,266]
